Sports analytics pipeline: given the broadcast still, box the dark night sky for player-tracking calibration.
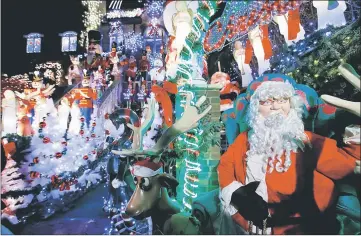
[1,0,84,76]
[1,0,224,76]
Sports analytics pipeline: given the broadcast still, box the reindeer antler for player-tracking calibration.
[321,63,360,117]
[112,96,156,157]
[112,93,212,162]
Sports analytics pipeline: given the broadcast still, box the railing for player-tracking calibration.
[97,78,123,117]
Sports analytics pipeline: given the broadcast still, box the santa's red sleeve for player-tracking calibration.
[305,131,359,180]
[218,134,247,216]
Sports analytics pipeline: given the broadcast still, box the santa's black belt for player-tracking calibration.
[265,216,303,227]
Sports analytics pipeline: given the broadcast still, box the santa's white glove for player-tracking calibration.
[112,178,126,189]
[355,161,360,174]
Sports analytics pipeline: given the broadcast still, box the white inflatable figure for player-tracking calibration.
[142,95,162,150]
[1,90,18,135]
[233,40,253,87]
[32,97,48,131]
[149,58,165,82]
[248,26,271,76]
[67,55,84,85]
[313,1,347,30]
[57,97,71,133]
[68,102,81,135]
[273,13,305,46]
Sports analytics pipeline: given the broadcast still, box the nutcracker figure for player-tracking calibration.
[123,83,134,109]
[84,30,104,71]
[137,81,148,109]
[126,56,137,79]
[139,50,151,80]
[93,66,105,98]
[73,75,97,128]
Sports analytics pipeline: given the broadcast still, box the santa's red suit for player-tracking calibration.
[220,84,240,111]
[218,131,360,234]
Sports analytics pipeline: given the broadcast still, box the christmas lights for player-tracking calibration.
[124,32,143,53]
[35,62,64,86]
[146,1,163,18]
[106,8,144,19]
[80,1,105,47]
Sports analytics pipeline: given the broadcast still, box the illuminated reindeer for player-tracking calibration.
[112,94,211,232]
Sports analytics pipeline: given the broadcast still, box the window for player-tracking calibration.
[109,21,124,51]
[59,31,78,52]
[24,33,43,53]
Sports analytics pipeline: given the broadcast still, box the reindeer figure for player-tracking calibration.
[112,94,212,233]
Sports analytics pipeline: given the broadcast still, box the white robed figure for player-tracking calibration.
[68,102,81,135]
[1,90,18,135]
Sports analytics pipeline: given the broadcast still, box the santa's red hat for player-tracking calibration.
[130,159,163,177]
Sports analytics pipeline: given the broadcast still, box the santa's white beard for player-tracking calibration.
[247,109,306,173]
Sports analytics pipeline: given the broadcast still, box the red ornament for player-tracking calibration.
[92,122,96,127]
[92,150,96,154]
[83,155,89,160]
[80,117,85,122]
[39,122,46,128]
[104,113,109,119]
[91,133,96,138]
[61,141,67,146]
[33,157,39,164]
[80,130,84,135]
[43,137,50,144]
[55,152,62,158]
[105,130,110,135]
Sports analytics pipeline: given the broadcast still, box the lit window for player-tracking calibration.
[59,31,78,52]
[109,22,124,51]
[24,33,43,53]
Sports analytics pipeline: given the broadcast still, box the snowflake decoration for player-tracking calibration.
[146,1,164,18]
[124,32,143,53]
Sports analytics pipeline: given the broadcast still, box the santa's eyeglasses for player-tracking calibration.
[259,97,290,106]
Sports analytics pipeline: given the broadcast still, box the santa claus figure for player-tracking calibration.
[84,30,104,71]
[218,81,360,234]
[149,58,165,83]
[67,53,84,85]
[73,75,97,128]
[211,71,240,112]
[123,83,134,109]
[126,56,137,80]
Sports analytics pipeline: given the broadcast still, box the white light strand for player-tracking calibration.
[80,1,105,47]
[106,8,144,19]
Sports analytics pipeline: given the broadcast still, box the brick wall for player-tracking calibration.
[176,86,221,203]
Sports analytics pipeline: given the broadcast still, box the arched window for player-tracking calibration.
[23,33,43,53]
[109,21,124,51]
[59,31,78,52]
